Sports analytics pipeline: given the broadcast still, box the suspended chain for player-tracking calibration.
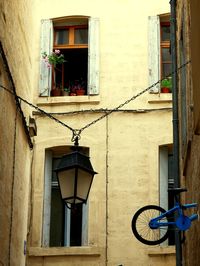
[0,60,190,140]
[79,60,191,133]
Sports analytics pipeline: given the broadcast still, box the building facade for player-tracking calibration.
[176,0,200,265]
[0,0,175,265]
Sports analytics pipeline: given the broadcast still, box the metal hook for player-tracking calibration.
[71,129,82,144]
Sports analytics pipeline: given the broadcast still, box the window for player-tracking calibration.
[42,149,88,247]
[39,17,99,97]
[159,145,175,246]
[148,14,172,93]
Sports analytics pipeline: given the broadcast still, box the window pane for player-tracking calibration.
[162,47,171,61]
[162,63,172,77]
[161,26,170,41]
[55,29,69,45]
[70,204,82,246]
[75,28,88,44]
[50,188,64,246]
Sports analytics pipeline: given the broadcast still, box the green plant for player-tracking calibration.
[64,87,70,92]
[42,50,66,67]
[161,77,172,89]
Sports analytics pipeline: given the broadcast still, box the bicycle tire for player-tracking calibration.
[131,205,169,245]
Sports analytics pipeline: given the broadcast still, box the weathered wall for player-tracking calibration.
[0,0,34,265]
[176,0,200,265]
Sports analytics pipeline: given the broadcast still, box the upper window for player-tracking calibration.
[39,17,99,97]
[148,14,172,93]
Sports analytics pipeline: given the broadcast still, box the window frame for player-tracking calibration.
[54,25,88,49]
[39,17,99,97]
[160,21,171,79]
[148,14,171,94]
[42,148,89,247]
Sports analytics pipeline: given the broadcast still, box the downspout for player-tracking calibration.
[170,1,182,266]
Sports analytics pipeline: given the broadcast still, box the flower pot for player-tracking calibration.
[62,91,70,96]
[51,88,62,96]
[70,92,77,96]
[161,87,171,93]
[76,89,85,96]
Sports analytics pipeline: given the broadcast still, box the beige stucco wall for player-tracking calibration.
[0,0,176,265]
[0,1,34,265]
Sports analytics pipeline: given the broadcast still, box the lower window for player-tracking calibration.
[43,149,88,247]
[159,145,175,246]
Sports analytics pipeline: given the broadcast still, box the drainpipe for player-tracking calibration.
[170,0,182,265]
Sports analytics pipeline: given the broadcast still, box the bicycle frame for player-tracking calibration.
[149,201,198,231]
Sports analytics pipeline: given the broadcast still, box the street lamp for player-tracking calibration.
[54,138,97,206]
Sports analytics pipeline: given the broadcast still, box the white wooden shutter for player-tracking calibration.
[39,19,53,96]
[42,150,53,246]
[81,203,88,245]
[148,16,160,93]
[88,17,99,95]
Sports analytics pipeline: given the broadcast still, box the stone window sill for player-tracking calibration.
[37,95,100,107]
[148,93,172,104]
[28,246,101,257]
[147,246,175,256]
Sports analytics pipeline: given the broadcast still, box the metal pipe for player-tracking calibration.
[170,0,182,265]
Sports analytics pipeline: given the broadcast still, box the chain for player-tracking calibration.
[0,60,190,141]
[79,60,191,133]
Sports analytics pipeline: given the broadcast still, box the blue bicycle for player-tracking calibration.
[131,188,198,245]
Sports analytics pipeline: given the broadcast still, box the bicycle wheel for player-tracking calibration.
[131,205,169,245]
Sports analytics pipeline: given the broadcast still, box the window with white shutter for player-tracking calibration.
[148,14,171,94]
[39,17,99,97]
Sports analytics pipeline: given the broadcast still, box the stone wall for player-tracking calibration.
[176,0,200,265]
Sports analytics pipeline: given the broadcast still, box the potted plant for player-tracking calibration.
[75,79,86,96]
[62,87,70,96]
[42,50,66,96]
[161,77,172,93]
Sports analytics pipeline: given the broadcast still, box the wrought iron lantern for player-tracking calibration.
[54,139,97,206]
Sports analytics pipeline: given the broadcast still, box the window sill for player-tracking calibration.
[147,246,175,256]
[148,93,172,104]
[37,95,100,106]
[28,246,101,257]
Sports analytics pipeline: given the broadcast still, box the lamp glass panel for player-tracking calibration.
[77,169,93,200]
[58,169,75,199]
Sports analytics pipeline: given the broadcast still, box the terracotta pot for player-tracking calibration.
[70,92,77,96]
[51,88,62,96]
[76,89,85,96]
[161,87,171,93]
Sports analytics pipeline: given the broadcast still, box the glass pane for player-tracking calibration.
[70,203,82,246]
[162,63,172,77]
[58,169,75,200]
[55,29,69,45]
[162,47,171,62]
[75,28,88,44]
[50,187,64,246]
[161,25,170,41]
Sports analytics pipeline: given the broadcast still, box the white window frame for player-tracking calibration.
[39,17,99,97]
[42,150,88,247]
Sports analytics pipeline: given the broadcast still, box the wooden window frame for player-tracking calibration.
[54,25,88,49]
[160,21,171,79]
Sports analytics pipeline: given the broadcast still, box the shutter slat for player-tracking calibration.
[88,17,99,95]
[148,16,160,93]
[39,19,53,96]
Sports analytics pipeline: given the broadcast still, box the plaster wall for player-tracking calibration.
[0,0,34,265]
